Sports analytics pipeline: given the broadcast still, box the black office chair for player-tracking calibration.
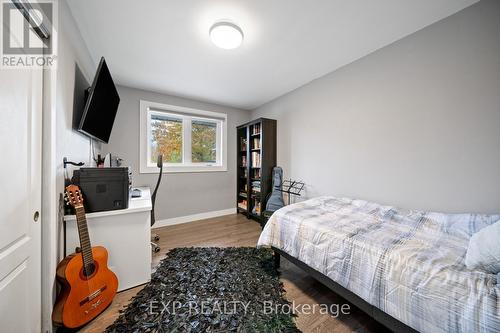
[151,155,163,253]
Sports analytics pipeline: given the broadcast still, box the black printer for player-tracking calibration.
[72,167,131,213]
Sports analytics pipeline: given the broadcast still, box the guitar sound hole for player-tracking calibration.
[78,260,99,280]
[84,263,96,277]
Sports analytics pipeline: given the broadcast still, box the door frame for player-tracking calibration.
[24,0,59,331]
[41,52,58,333]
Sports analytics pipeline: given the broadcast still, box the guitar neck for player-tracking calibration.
[74,206,94,270]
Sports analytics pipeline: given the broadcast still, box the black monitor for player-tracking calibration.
[78,57,120,143]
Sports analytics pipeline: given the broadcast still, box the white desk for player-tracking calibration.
[64,187,152,291]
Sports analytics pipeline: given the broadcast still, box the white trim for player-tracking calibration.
[152,208,236,229]
[140,100,228,174]
[41,10,59,330]
[41,62,58,333]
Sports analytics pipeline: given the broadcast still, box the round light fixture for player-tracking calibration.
[209,22,243,49]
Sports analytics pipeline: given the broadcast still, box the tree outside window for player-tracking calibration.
[192,120,216,163]
[151,115,182,163]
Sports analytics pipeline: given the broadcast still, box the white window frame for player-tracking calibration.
[140,100,227,173]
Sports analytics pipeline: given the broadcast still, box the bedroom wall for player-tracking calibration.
[106,86,250,222]
[251,0,500,213]
[55,5,97,196]
[43,1,98,332]
[54,1,98,260]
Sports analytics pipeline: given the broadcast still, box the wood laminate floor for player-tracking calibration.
[78,214,388,333]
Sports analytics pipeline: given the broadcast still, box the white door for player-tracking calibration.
[0,34,43,333]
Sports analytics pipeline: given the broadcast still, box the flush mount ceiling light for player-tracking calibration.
[209,22,244,49]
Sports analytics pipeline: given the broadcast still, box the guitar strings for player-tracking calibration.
[70,189,93,308]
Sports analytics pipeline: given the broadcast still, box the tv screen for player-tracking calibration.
[78,57,120,143]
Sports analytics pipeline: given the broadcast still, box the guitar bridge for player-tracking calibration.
[79,285,107,306]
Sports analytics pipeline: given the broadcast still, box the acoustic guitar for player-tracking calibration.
[52,184,118,329]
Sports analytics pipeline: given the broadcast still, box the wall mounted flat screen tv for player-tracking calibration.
[78,57,120,143]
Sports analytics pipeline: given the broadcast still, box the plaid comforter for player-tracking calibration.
[257,196,500,333]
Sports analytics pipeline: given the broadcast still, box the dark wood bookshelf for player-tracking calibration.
[236,118,277,223]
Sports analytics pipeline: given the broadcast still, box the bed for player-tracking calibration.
[257,196,500,333]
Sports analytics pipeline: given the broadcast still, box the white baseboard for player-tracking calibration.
[153,208,237,229]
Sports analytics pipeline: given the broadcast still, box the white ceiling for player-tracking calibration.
[67,0,477,110]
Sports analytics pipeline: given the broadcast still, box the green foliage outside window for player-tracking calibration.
[151,116,182,163]
[192,120,217,163]
[150,116,217,165]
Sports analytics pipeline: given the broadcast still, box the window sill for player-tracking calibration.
[140,165,228,174]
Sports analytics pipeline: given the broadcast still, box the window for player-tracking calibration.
[140,100,227,173]
[150,114,183,164]
[191,119,217,163]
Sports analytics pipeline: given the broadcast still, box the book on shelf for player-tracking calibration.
[251,180,261,194]
[241,156,247,167]
[252,123,261,135]
[238,199,247,210]
[251,152,261,168]
[252,168,261,179]
[252,137,261,149]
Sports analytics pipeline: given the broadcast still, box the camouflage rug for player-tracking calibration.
[106,247,300,333]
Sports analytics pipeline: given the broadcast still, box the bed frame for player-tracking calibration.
[272,247,419,333]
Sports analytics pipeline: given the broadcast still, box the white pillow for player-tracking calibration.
[465,220,500,274]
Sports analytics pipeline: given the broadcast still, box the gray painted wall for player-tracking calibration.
[55,1,98,259]
[47,1,97,331]
[251,0,500,213]
[106,86,250,220]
